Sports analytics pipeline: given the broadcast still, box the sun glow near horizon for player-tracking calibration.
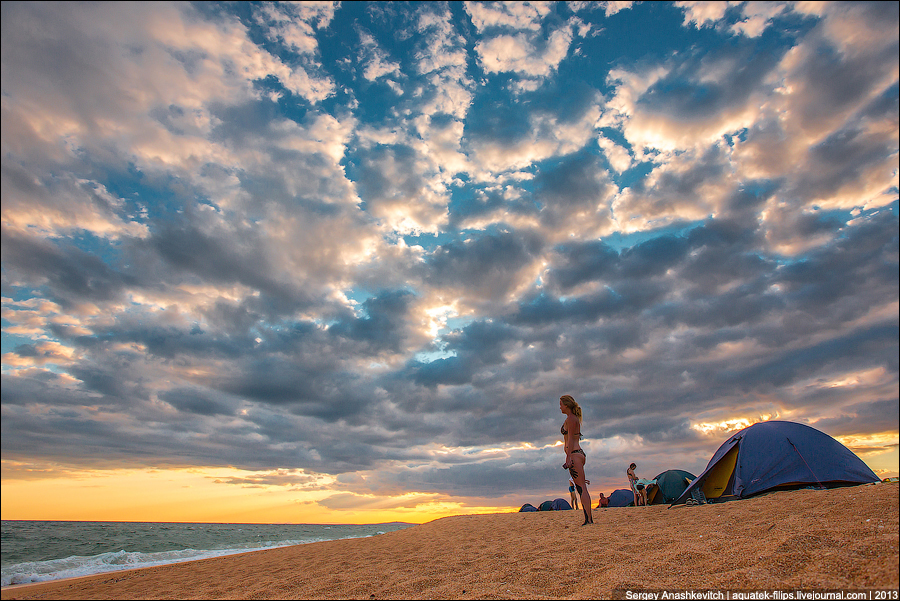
[0,464,512,525]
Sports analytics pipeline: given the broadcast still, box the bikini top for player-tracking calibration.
[561,423,584,440]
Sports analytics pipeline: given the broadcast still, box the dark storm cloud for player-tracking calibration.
[534,151,616,232]
[775,212,898,314]
[813,399,900,437]
[410,318,518,387]
[791,124,900,204]
[421,229,544,299]
[0,227,135,307]
[80,319,251,361]
[544,230,704,294]
[713,323,897,391]
[160,387,236,417]
[67,363,149,401]
[512,288,629,325]
[789,11,898,133]
[329,289,416,353]
[216,357,336,406]
[638,41,784,122]
[463,93,534,148]
[545,240,620,290]
[150,220,277,292]
[1,371,97,408]
[2,367,376,472]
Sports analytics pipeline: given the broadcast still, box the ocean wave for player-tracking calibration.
[1,538,337,587]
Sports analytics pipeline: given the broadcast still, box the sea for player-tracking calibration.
[0,520,415,587]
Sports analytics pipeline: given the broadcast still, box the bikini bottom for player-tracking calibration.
[568,449,586,480]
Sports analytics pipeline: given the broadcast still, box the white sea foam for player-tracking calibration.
[1,538,348,587]
[1,521,414,588]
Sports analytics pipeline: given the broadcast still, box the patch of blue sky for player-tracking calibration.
[413,345,458,365]
[736,177,779,198]
[465,81,539,147]
[724,128,750,147]
[338,285,421,318]
[612,160,657,192]
[599,221,705,254]
[254,75,309,122]
[442,315,472,332]
[1,330,34,359]
[102,164,202,224]
[350,80,407,125]
[339,287,375,312]
[24,231,129,284]
[315,4,428,116]
[843,200,898,228]
[400,230,461,254]
[313,25,364,93]
[562,3,711,78]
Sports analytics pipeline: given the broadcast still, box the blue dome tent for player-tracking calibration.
[607,488,635,507]
[672,421,879,506]
[536,498,573,511]
[550,498,572,510]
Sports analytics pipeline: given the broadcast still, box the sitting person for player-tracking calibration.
[635,479,657,504]
[596,492,609,508]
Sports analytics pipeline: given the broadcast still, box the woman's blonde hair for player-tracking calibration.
[560,394,582,421]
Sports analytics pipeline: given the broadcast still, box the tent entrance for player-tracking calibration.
[701,444,739,499]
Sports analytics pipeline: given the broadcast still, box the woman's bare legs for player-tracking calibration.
[570,455,593,524]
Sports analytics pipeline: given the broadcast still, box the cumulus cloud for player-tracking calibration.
[465,1,553,32]
[675,0,732,29]
[474,27,574,78]
[256,1,338,55]
[465,0,587,91]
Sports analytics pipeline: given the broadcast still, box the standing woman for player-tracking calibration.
[627,463,646,506]
[560,394,593,525]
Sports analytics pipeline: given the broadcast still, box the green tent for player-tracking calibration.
[648,469,696,504]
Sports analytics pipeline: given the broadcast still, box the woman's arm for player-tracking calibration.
[563,415,577,466]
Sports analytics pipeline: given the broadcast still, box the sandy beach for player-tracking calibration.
[3,483,897,600]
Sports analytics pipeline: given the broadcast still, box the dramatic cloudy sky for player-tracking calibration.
[2,1,898,524]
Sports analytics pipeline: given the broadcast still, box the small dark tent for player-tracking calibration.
[519,503,538,512]
[607,488,635,507]
[648,469,696,504]
[672,420,879,506]
[551,498,572,510]
[538,500,555,511]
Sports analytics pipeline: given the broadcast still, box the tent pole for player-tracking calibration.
[788,438,825,490]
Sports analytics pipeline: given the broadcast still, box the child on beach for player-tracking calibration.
[569,477,580,510]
